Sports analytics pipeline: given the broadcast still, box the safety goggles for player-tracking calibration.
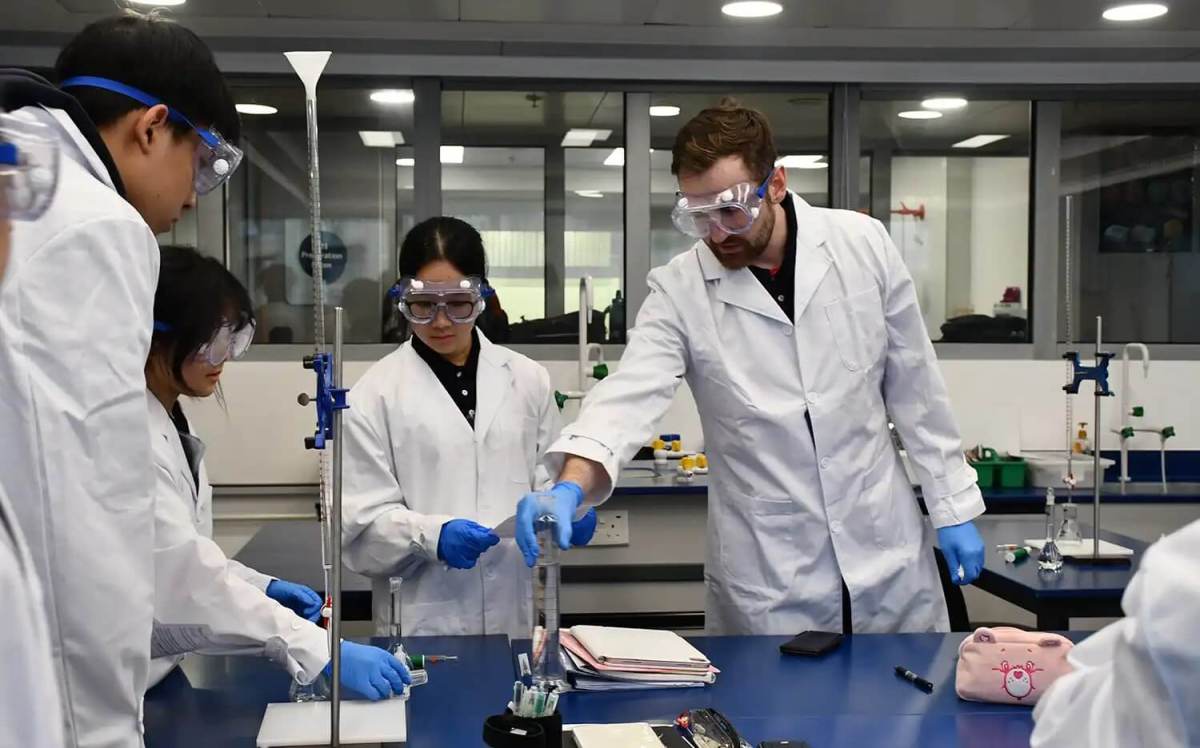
[59,76,243,195]
[154,319,256,366]
[0,113,59,221]
[392,276,485,325]
[671,168,775,239]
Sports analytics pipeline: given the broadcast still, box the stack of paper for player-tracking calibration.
[559,626,717,692]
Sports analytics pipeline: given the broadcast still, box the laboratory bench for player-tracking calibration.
[963,519,1145,630]
[144,635,513,747]
[142,632,1089,747]
[509,632,1092,747]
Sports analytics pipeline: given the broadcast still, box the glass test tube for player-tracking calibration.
[531,524,569,690]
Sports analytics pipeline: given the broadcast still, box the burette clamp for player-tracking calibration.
[1062,352,1115,396]
[300,352,349,450]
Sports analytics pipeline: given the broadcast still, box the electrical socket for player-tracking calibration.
[591,510,629,546]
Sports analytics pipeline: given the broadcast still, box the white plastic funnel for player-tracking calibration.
[284,51,331,98]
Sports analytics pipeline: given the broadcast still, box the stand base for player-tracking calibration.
[256,699,407,747]
[1026,538,1134,561]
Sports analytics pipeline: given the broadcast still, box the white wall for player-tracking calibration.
[191,354,1199,486]
[969,158,1030,315]
[890,157,948,333]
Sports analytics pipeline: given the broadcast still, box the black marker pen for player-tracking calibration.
[895,665,934,692]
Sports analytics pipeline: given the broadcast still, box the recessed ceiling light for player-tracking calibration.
[650,105,681,117]
[359,131,406,148]
[235,103,277,116]
[395,158,415,166]
[561,128,612,147]
[128,0,186,5]
[721,1,783,18]
[603,148,625,167]
[440,145,465,164]
[1102,3,1168,21]
[575,190,605,198]
[921,97,968,111]
[370,89,415,105]
[898,110,944,120]
[953,134,1011,149]
[777,155,829,169]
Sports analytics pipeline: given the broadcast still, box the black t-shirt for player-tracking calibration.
[412,329,482,428]
[748,192,799,321]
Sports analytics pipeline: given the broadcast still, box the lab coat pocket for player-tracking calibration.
[716,487,802,602]
[824,286,886,372]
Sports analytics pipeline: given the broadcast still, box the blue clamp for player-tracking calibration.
[1062,351,1115,396]
[301,352,349,450]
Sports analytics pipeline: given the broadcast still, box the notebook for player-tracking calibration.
[570,625,710,669]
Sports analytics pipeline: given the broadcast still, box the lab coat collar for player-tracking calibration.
[473,331,513,443]
[44,107,120,193]
[696,191,830,324]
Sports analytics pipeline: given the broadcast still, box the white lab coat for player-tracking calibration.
[342,332,561,637]
[1031,519,1200,748]
[0,106,158,748]
[146,391,329,687]
[0,485,65,748]
[552,194,984,635]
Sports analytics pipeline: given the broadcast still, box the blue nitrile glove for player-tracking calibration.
[436,519,500,570]
[515,481,585,567]
[938,521,985,586]
[325,641,411,701]
[571,507,598,547]
[266,579,323,622]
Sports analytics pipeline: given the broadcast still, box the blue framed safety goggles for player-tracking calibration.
[0,112,59,221]
[60,76,242,195]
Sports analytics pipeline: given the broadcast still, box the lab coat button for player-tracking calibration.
[820,457,831,470]
[830,519,842,533]
[808,393,819,405]
[781,327,793,336]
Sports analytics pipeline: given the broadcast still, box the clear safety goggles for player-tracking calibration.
[154,319,256,366]
[0,113,59,221]
[59,76,243,195]
[671,169,775,239]
[392,276,485,325]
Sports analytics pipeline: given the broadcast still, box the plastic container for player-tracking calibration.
[1023,451,1115,489]
[970,447,1028,489]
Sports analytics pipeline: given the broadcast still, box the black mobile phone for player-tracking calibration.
[758,741,813,748]
[779,630,843,656]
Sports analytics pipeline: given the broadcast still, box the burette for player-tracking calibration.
[1063,195,1077,503]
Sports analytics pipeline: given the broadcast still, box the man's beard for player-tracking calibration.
[705,205,775,270]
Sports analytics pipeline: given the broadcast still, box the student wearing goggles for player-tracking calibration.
[60,76,242,196]
[394,275,487,326]
[342,216,596,640]
[0,106,65,748]
[143,245,409,700]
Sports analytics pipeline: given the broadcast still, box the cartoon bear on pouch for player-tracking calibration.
[993,660,1043,700]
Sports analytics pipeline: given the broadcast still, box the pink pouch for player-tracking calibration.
[955,627,1074,705]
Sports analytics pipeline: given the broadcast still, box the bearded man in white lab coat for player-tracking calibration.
[515,100,986,635]
[0,15,241,748]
